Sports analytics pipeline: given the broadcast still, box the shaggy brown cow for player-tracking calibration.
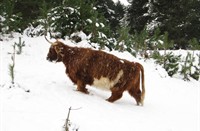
[46,37,145,106]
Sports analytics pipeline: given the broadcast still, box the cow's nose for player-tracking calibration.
[46,57,51,61]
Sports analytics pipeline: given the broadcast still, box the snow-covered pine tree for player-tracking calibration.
[94,0,125,36]
[15,37,25,55]
[0,0,22,34]
[180,52,194,81]
[115,26,133,53]
[164,52,181,77]
[127,0,150,34]
[132,26,149,57]
[150,0,200,49]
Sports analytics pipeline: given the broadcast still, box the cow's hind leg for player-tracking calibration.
[106,87,124,102]
[128,87,142,106]
[77,80,89,94]
[107,91,123,102]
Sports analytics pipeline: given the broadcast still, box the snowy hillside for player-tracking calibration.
[0,35,200,131]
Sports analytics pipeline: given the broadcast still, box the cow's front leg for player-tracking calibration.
[77,80,89,94]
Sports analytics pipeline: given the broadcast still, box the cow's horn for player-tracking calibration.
[45,35,57,45]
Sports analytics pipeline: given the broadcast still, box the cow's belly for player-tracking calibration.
[92,70,123,90]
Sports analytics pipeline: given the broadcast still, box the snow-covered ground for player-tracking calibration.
[0,35,200,131]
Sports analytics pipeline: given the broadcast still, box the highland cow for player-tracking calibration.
[46,37,145,106]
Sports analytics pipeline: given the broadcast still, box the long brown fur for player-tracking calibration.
[46,40,145,106]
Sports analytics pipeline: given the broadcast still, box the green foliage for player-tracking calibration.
[152,51,181,77]
[8,37,25,85]
[94,0,125,34]
[149,0,200,49]
[180,52,193,80]
[15,37,25,54]
[0,0,22,34]
[151,31,175,69]
[198,53,200,67]
[188,38,200,50]
[47,6,81,38]
[9,44,16,85]
[132,26,149,56]
[152,50,199,81]
[148,28,162,50]
[86,7,111,48]
[180,52,200,81]
[164,52,181,77]
[1,0,200,51]
[38,0,109,42]
[151,50,162,62]
[38,1,113,49]
[156,31,174,50]
[9,63,15,85]
[115,26,133,52]
[38,0,49,32]
[190,66,200,81]
[127,0,150,34]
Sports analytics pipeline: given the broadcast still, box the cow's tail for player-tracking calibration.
[137,62,145,106]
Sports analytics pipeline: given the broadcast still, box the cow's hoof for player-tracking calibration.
[77,89,89,94]
[106,98,114,103]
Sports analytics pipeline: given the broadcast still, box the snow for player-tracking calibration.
[0,34,200,131]
[112,0,130,6]
[70,31,88,41]
[95,23,99,27]
[86,19,92,24]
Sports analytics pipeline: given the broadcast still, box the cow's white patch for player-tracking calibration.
[93,70,123,90]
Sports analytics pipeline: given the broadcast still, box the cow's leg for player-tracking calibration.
[128,80,142,105]
[106,87,124,102]
[128,88,141,105]
[106,91,123,102]
[77,80,89,94]
[67,70,77,84]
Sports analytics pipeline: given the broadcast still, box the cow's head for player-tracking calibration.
[46,36,65,62]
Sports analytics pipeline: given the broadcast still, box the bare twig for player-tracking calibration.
[64,107,81,131]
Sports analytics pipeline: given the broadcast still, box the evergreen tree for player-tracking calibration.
[38,0,111,46]
[150,0,200,49]
[0,0,22,34]
[47,5,81,38]
[94,0,125,34]
[185,0,200,46]
[127,0,150,34]
[116,26,133,52]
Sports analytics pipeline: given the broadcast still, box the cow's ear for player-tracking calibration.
[54,45,64,56]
